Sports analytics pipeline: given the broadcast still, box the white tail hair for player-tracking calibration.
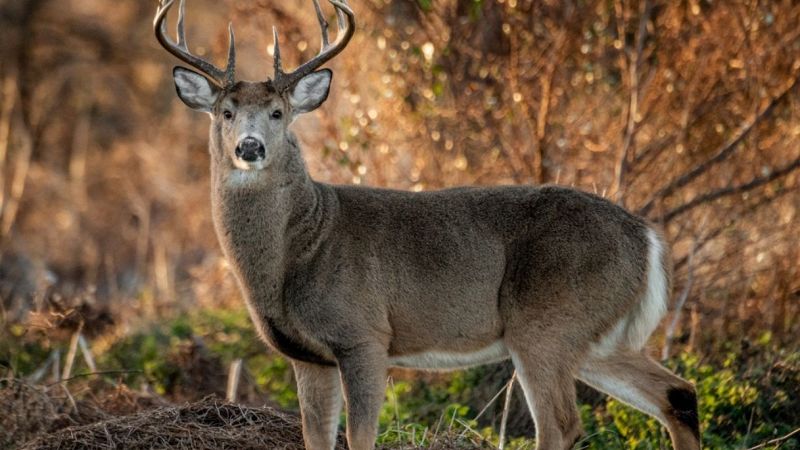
[592,227,669,356]
[626,228,670,350]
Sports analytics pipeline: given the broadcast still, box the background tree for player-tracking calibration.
[0,0,798,439]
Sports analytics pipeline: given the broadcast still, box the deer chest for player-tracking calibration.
[262,317,336,367]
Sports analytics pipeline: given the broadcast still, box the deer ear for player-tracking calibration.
[289,69,332,116]
[173,67,220,113]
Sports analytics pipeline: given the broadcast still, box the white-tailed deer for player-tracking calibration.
[154,1,701,449]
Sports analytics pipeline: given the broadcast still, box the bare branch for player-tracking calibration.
[746,427,800,450]
[498,371,517,450]
[614,0,651,206]
[78,334,97,372]
[0,103,33,245]
[661,156,800,223]
[61,330,81,380]
[639,72,800,216]
[673,186,796,270]
[27,350,59,383]
[0,73,17,221]
[662,243,696,361]
[47,370,144,386]
[226,358,243,402]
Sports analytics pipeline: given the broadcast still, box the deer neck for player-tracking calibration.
[209,135,331,314]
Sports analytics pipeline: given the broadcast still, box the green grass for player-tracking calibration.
[3,307,799,449]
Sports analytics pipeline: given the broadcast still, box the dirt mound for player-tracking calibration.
[1,378,77,447]
[2,378,489,449]
[17,396,347,450]
[1,378,168,448]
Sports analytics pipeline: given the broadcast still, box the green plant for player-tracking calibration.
[373,342,799,449]
[9,302,798,449]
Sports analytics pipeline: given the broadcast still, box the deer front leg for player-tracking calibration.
[336,344,389,450]
[294,361,344,450]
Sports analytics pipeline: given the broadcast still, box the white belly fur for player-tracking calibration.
[389,341,509,371]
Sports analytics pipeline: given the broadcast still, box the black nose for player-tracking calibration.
[235,137,266,162]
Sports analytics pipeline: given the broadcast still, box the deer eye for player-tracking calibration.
[271,110,283,120]
[222,110,234,120]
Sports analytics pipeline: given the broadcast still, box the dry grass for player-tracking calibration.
[1,377,489,450]
[1,1,799,448]
[1,378,338,450]
[19,397,336,450]
[1,378,165,448]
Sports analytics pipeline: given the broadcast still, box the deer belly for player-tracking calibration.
[389,341,509,370]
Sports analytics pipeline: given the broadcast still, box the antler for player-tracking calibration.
[271,0,355,92]
[154,0,236,88]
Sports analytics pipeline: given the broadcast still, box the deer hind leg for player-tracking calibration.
[578,350,700,450]
[507,346,584,450]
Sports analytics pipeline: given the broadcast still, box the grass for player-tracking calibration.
[2,305,799,449]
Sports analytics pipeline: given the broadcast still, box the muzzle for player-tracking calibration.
[235,137,266,162]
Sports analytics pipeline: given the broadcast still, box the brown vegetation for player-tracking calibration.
[0,0,798,448]
[1,0,797,350]
[1,378,333,450]
[2,378,491,449]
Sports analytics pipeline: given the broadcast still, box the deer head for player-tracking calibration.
[154,0,354,171]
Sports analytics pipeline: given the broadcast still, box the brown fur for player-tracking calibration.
[170,76,700,450]
[579,351,701,450]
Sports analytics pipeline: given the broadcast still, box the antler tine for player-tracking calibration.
[154,0,236,88]
[271,0,355,92]
[224,23,236,87]
[272,26,283,74]
[312,0,330,49]
[334,3,346,35]
[176,0,186,48]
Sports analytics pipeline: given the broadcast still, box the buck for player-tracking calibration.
[153,1,700,449]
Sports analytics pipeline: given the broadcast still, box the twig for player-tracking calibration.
[471,377,510,422]
[52,348,61,383]
[27,349,59,383]
[498,370,517,450]
[0,73,17,221]
[662,242,696,361]
[429,402,447,445]
[389,376,402,442]
[453,418,486,442]
[614,0,651,205]
[639,71,800,217]
[47,370,143,386]
[746,427,800,450]
[62,330,82,380]
[531,42,562,184]
[660,156,800,223]
[687,304,700,354]
[226,358,243,402]
[78,334,97,372]
[69,107,91,211]
[60,383,79,414]
[447,403,458,432]
[0,104,33,242]
[457,375,512,440]
[673,186,794,270]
